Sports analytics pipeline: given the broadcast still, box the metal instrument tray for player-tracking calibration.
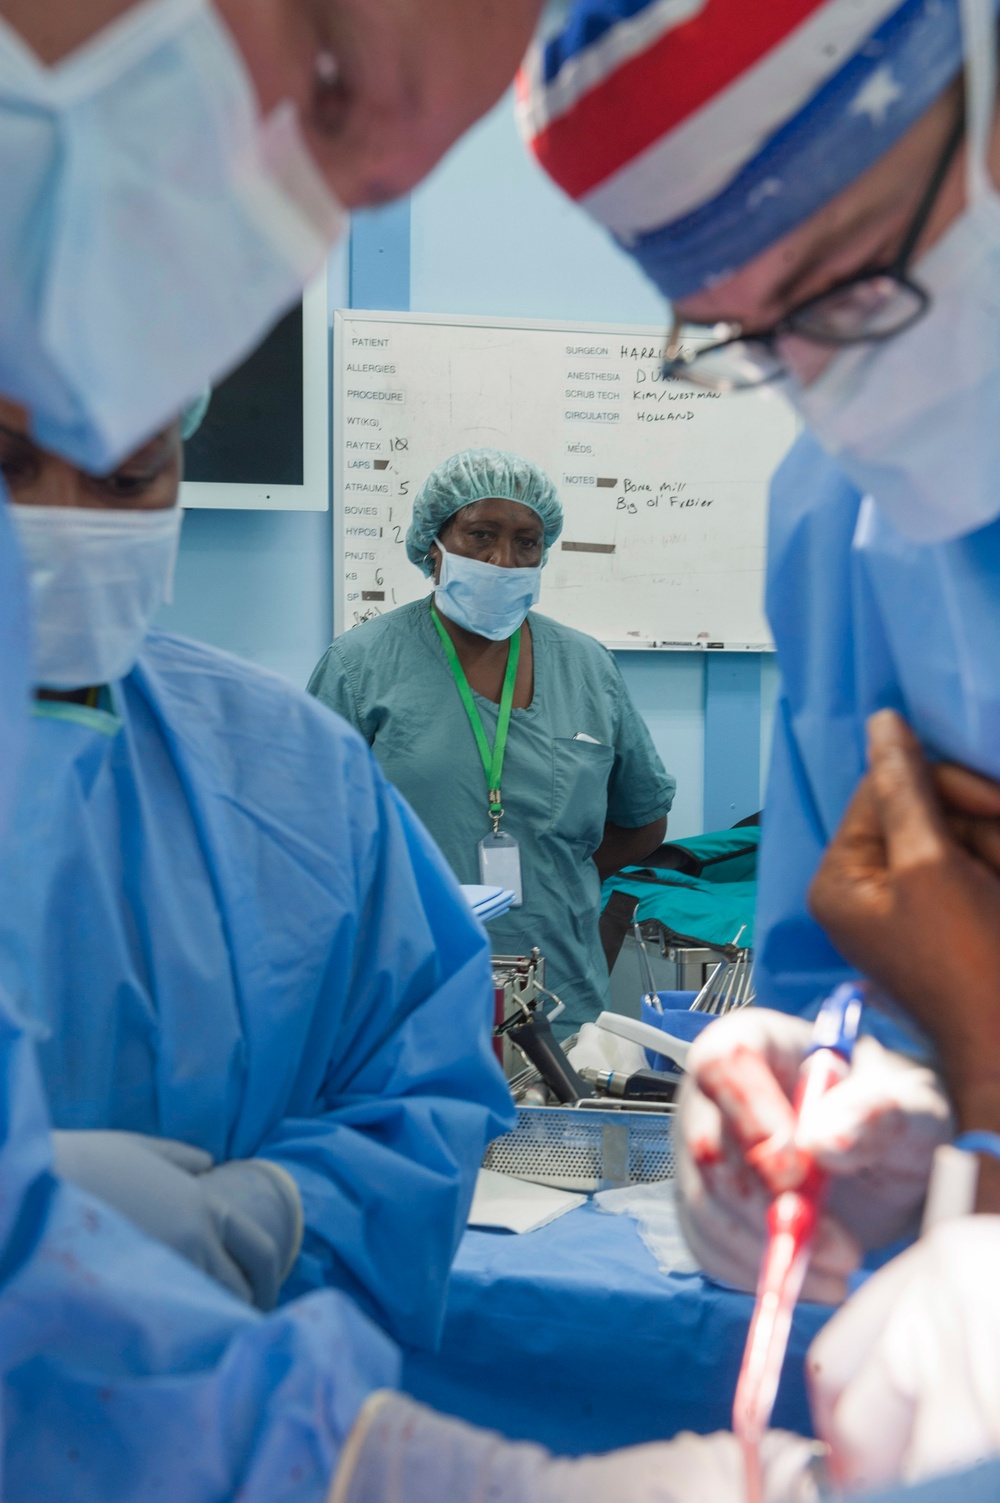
[483,1103,676,1192]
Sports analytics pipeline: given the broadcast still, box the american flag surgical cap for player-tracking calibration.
[518,0,979,299]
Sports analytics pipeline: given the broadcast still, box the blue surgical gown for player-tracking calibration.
[0,500,398,1501]
[756,430,1000,1021]
[0,627,514,1350]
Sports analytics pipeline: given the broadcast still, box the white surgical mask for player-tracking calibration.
[0,0,345,473]
[434,546,542,641]
[11,504,183,689]
[789,0,1000,545]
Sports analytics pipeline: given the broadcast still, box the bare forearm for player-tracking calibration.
[593,816,666,882]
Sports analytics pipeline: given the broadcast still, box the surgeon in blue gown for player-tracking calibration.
[527,0,1000,1493]
[524,0,1000,1034]
[752,438,1000,1021]
[0,393,514,1344]
[0,0,554,1495]
[0,448,406,1503]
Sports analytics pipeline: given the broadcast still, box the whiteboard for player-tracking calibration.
[332,311,798,648]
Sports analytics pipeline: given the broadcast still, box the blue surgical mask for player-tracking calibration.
[11,503,183,689]
[0,0,345,473]
[434,545,541,641]
[790,0,1000,545]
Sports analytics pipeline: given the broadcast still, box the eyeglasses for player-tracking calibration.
[661,110,966,392]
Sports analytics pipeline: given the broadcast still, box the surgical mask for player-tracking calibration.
[434,546,542,641]
[11,504,183,689]
[789,0,1000,545]
[0,0,345,473]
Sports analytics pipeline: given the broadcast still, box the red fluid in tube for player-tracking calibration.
[733,1172,824,1503]
[732,1044,851,1503]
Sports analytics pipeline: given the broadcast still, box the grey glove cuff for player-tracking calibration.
[329,1393,555,1503]
[200,1158,304,1311]
[328,1392,395,1503]
[329,1395,825,1503]
[251,1159,305,1273]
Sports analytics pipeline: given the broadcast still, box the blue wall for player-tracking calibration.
[158,92,775,839]
[156,235,346,687]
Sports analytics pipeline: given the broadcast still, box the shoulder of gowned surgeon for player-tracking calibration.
[140,627,279,688]
[137,627,372,759]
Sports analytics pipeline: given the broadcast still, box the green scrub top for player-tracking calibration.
[308,598,676,1034]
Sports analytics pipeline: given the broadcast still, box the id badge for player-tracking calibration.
[478,831,523,907]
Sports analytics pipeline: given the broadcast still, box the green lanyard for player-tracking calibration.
[431,600,521,832]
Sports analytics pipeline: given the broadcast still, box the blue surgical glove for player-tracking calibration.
[51,1130,303,1311]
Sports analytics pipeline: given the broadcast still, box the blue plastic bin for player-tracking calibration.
[640,991,718,1071]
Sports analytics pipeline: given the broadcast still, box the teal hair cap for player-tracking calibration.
[406,448,564,577]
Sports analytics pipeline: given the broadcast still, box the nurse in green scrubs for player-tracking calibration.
[309,449,675,1035]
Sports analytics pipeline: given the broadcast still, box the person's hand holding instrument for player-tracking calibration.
[676,1007,951,1300]
[677,717,1000,1295]
[810,710,1000,1179]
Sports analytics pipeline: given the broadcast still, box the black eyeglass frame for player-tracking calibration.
[661,108,966,389]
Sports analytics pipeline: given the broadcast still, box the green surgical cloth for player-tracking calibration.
[309,600,675,1035]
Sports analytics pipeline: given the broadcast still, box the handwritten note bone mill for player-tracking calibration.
[333,312,798,649]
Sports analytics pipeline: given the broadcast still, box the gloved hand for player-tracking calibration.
[328,1392,821,1503]
[52,1130,303,1310]
[808,1217,1000,1492]
[675,1008,951,1301]
[201,1156,305,1310]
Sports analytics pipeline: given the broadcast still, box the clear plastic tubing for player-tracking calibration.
[733,1173,823,1503]
[732,984,863,1503]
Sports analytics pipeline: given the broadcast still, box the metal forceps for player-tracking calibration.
[689,926,755,1015]
[632,922,663,1013]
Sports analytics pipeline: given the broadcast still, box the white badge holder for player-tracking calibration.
[479,831,523,907]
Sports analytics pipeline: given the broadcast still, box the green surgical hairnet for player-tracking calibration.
[406,448,564,576]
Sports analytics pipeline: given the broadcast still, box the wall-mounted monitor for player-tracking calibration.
[181,274,328,511]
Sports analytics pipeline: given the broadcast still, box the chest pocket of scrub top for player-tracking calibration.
[549,737,614,852]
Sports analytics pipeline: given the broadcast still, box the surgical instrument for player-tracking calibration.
[578,1066,680,1104]
[502,1003,595,1104]
[732,983,864,1503]
[690,949,755,1016]
[633,922,663,1012]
